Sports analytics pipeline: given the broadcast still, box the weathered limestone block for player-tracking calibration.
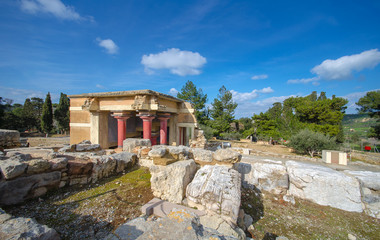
[192,148,213,163]
[123,138,151,152]
[69,175,89,186]
[0,129,20,148]
[58,144,76,153]
[344,170,380,218]
[200,214,245,240]
[0,208,12,224]
[110,152,137,173]
[26,159,51,174]
[67,159,93,176]
[150,160,197,204]
[5,151,32,161]
[0,216,60,240]
[148,147,167,158]
[49,157,68,170]
[168,146,193,160]
[213,149,242,164]
[0,171,61,205]
[286,161,363,212]
[107,209,239,240]
[235,159,288,194]
[75,143,101,152]
[91,156,117,183]
[186,165,241,224]
[0,159,27,179]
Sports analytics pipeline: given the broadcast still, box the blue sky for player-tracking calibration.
[0,0,379,118]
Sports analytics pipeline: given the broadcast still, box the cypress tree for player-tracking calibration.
[41,92,53,136]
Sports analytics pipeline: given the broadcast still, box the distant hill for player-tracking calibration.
[342,113,377,138]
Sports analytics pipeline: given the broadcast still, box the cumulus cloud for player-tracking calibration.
[20,0,89,21]
[231,87,274,103]
[96,38,119,54]
[169,88,179,96]
[312,49,380,80]
[235,95,295,118]
[141,48,207,76]
[251,74,268,80]
[288,49,380,84]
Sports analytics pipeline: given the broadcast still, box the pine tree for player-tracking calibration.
[41,92,53,136]
[177,80,208,124]
[54,93,70,134]
[209,85,238,135]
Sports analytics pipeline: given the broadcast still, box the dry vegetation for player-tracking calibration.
[4,165,380,240]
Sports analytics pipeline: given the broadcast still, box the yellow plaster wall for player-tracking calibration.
[70,98,86,107]
[99,97,135,107]
[177,113,196,123]
[70,127,91,145]
[159,98,178,109]
[70,111,90,123]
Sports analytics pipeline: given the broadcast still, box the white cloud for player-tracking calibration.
[312,49,380,80]
[231,87,274,103]
[235,95,295,118]
[141,48,207,76]
[96,84,106,89]
[287,77,320,85]
[96,38,119,54]
[20,0,89,21]
[288,49,380,85]
[251,74,268,80]
[169,88,179,96]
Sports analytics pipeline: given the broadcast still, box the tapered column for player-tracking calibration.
[139,115,155,140]
[112,113,131,149]
[158,114,170,145]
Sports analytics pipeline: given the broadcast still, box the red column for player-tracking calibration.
[158,115,170,145]
[139,115,155,140]
[113,115,130,149]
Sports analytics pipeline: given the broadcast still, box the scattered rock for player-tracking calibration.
[186,165,241,224]
[148,147,167,158]
[0,216,60,240]
[0,171,61,205]
[67,159,93,176]
[49,157,68,170]
[123,138,151,152]
[348,233,357,240]
[111,152,137,172]
[0,129,20,148]
[283,194,295,205]
[26,159,51,174]
[167,146,193,160]
[235,159,288,194]
[286,161,363,212]
[0,159,27,179]
[150,160,197,204]
[213,149,242,164]
[192,148,213,163]
[75,142,101,152]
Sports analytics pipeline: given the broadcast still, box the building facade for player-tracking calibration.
[69,90,198,149]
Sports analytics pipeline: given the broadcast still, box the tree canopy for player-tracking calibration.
[41,92,53,135]
[356,90,380,138]
[209,85,238,135]
[250,91,348,142]
[54,93,70,134]
[177,80,208,124]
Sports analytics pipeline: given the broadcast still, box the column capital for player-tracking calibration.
[112,112,132,120]
[157,113,171,120]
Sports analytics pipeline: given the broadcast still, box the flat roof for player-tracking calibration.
[68,89,183,102]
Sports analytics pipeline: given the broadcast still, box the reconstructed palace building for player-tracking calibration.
[69,90,198,149]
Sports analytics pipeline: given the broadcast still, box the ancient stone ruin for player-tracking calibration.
[1,133,380,239]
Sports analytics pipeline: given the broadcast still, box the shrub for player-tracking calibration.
[287,129,337,157]
[199,124,217,140]
[220,132,243,140]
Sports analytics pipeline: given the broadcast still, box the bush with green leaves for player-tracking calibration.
[220,132,242,140]
[199,124,217,140]
[288,129,337,157]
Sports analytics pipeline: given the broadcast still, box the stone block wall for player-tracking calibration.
[0,144,136,206]
[0,129,20,148]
